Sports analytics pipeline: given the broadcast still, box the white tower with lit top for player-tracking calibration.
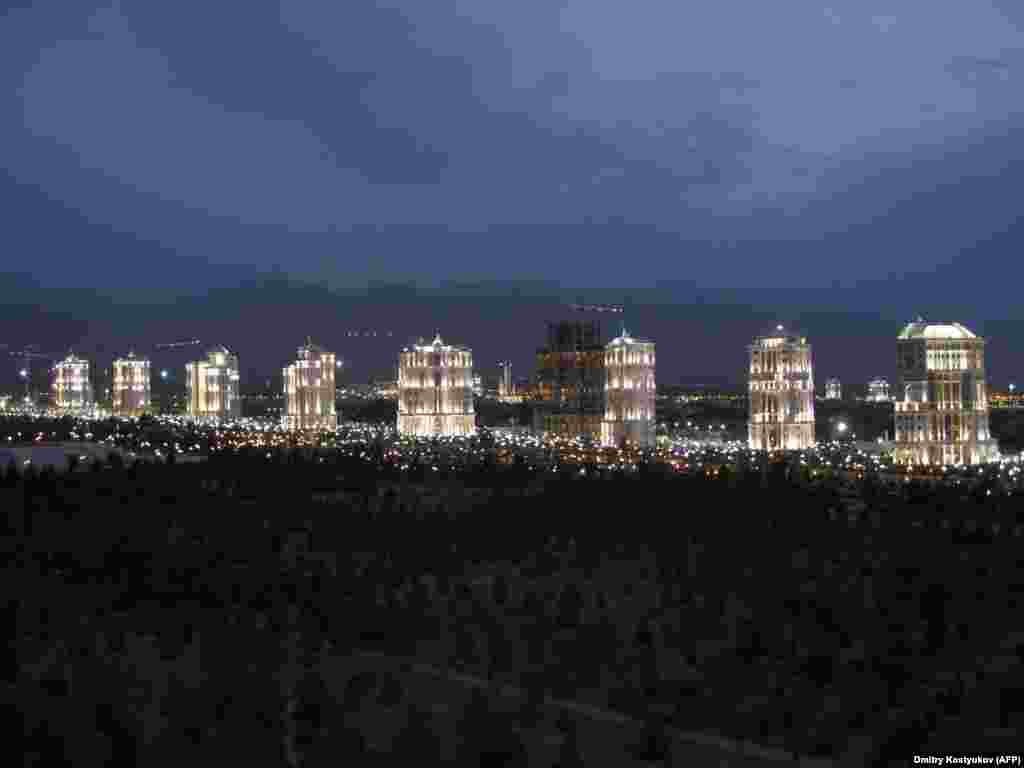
[602,328,656,448]
[112,351,151,417]
[748,326,815,451]
[894,319,998,465]
[186,345,240,419]
[397,333,475,437]
[53,352,93,411]
[283,338,336,430]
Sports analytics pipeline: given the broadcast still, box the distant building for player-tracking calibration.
[990,388,1024,409]
[53,352,93,411]
[498,360,514,399]
[112,351,151,417]
[282,338,336,431]
[397,333,475,438]
[534,320,606,441]
[601,329,656,448]
[496,360,525,403]
[186,345,241,420]
[894,319,998,465]
[748,327,815,451]
[472,373,483,398]
[866,377,890,403]
[825,377,841,400]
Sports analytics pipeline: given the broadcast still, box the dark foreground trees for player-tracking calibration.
[7,449,1024,763]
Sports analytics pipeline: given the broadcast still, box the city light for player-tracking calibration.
[837,421,848,433]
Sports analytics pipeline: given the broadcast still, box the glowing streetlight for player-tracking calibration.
[160,369,169,380]
[837,421,848,434]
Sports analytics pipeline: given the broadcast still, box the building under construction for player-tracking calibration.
[533,319,606,441]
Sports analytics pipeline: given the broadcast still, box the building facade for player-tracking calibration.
[867,377,890,403]
[498,361,513,399]
[533,320,606,441]
[53,352,93,411]
[282,339,336,430]
[112,351,151,417]
[894,320,998,465]
[825,377,841,400]
[602,330,656,448]
[186,345,241,420]
[748,327,816,451]
[397,334,475,437]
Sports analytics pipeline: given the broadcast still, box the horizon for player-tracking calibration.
[1,272,1019,393]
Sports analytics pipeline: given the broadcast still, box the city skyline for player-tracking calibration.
[6,4,1023,760]
[3,274,1022,394]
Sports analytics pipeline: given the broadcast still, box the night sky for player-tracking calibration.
[2,1,1022,387]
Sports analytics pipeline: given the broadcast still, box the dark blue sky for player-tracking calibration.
[2,1,1022,387]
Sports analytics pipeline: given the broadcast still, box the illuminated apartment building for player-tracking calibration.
[185,345,240,419]
[397,334,475,437]
[112,351,151,417]
[53,352,93,411]
[894,319,998,465]
[282,338,336,430]
[825,377,841,400]
[602,329,656,448]
[533,320,606,441]
[867,377,891,403]
[748,327,815,451]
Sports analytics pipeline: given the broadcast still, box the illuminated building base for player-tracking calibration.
[534,412,603,442]
[397,414,476,438]
[893,440,999,467]
[748,423,815,451]
[602,420,655,448]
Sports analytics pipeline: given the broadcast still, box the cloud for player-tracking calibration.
[2,0,1024,297]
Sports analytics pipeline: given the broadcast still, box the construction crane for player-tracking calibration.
[154,339,202,350]
[569,303,623,314]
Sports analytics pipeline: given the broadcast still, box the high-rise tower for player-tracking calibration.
[112,351,151,417]
[53,352,93,411]
[283,339,336,430]
[397,334,475,437]
[534,320,605,440]
[602,328,656,448]
[186,345,241,420]
[748,327,815,450]
[894,319,997,465]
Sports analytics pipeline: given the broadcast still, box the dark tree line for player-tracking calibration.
[6,448,1024,765]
